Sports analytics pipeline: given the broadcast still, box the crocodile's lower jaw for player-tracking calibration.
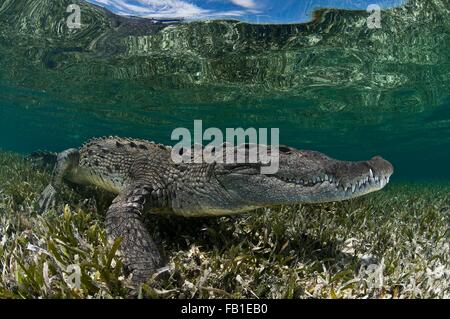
[340,175,391,198]
[285,174,391,203]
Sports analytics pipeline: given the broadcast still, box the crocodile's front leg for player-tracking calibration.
[106,184,165,286]
[38,148,80,212]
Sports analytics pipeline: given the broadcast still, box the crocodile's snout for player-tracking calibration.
[214,147,395,208]
[323,154,394,199]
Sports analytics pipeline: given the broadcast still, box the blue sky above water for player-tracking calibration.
[87,0,405,24]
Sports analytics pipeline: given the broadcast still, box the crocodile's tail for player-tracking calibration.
[26,150,58,171]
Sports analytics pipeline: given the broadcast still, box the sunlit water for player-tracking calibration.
[0,0,449,182]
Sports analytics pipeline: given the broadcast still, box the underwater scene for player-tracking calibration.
[0,0,448,299]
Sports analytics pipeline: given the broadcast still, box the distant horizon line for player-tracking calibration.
[89,1,407,26]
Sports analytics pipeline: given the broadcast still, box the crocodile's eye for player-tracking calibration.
[278,146,293,153]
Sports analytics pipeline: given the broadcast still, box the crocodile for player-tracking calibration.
[37,136,394,285]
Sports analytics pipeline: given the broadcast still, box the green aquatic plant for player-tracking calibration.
[0,151,448,298]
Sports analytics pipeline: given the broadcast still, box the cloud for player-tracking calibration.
[229,0,257,9]
[88,0,209,18]
[87,0,258,20]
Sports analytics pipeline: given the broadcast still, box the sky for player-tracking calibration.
[86,0,406,24]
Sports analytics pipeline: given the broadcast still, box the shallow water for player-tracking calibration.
[0,0,449,182]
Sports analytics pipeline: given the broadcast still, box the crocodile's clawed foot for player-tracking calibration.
[129,263,169,287]
[139,265,172,284]
[129,266,173,298]
[37,184,57,213]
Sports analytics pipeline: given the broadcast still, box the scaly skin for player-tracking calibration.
[37,136,394,286]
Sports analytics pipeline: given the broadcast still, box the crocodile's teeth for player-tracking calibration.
[369,169,374,178]
[352,184,356,193]
[324,174,329,181]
